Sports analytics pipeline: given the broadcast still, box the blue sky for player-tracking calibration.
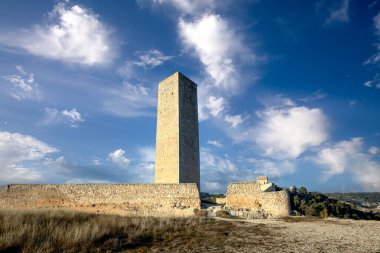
[0,0,380,193]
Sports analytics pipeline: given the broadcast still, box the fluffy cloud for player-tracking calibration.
[108,149,131,166]
[133,50,173,69]
[224,114,244,128]
[178,14,250,91]
[40,108,84,128]
[0,2,115,65]
[369,146,380,155]
[253,106,328,159]
[201,148,237,174]
[103,82,156,117]
[2,65,42,101]
[200,148,261,193]
[106,148,154,183]
[137,146,156,162]
[325,0,350,24]
[205,96,227,117]
[200,148,238,192]
[249,159,296,179]
[316,138,361,176]
[45,156,127,183]
[315,138,380,191]
[207,140,224,148]
[0,131,58,183]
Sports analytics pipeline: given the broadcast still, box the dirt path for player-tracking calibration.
[137,217,380,253]
[212,217,380,253]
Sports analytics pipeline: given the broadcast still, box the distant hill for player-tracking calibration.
[325,192,380,208]
[290,187,380,220]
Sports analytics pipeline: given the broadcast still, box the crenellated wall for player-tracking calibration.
[225,182,290,218]
[0,183,200,217]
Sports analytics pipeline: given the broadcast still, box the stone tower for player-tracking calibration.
[155,72,200,188]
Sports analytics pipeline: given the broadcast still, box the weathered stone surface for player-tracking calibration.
[0,183,200,217]
[155,72,200,188]
[225,181,290,218]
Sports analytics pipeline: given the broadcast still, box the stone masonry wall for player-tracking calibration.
[0,183,200,217]
[155,73,180,184]
[225,182,290,218]
[155,72,200,188]
[178,73,200,188]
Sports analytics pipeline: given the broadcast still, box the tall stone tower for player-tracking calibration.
[155,72,200,188]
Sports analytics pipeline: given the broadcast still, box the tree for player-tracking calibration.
[299,187,308,195]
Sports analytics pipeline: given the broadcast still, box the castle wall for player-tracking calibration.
[225,182,290,218]
[0,183,200,217]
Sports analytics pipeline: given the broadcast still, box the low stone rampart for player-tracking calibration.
[225,182,290,218]
[0,183,200,217]
[215,197,226,205]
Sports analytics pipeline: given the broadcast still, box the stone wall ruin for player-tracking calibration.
[0,183,200,217]
[225,181,290,218]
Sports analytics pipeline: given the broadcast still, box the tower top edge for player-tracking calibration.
[158,71,198,86]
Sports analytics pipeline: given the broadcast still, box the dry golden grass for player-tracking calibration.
[3,210,376,252]
[0,209,206,252]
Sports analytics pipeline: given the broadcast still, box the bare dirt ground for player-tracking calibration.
[136,217,380,253]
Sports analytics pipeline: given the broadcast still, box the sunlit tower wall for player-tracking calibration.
[155,72,200,189]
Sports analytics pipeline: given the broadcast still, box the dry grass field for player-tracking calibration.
[0,210,379,252]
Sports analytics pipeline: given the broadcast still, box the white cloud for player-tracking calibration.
[134,162,155,183]
[249,159,296,178]
[201,148,237,174]
[103,82,157,117]
[368,146,380,155]
[364,12,380,67]
[138,0,217,14]
[40,108,84,127]
[316,138,360,176]
[0,131,58,183]
[204,181,223,192]
[65,178,112,184]
[325,0,350,24]
[315,138,380,191]
[207,140,224,148]
[224,114,244,128]
[133,49,173,69]
[108,149,131,166]
[178,14,250,91]
[299,90,327,102]
[197,84,213,121]
[2,65,42,101]
[363,76,380,89]
[231,104,328,160]
[92,159,101,166]
[363,12,380,89]
[0,2,115,65]
[205,96,227,117]
[1,166,43,184]
[137,146,156,162]
[200,148,261,193]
